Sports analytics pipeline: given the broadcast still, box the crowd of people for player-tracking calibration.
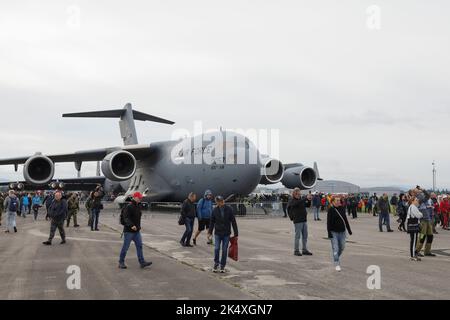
[1,183,448,273]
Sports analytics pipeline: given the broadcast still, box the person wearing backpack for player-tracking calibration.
[43,191,68,246]
[118,192,152,269]
[4,190,19,233]
[193,190,214,246]
[327,196,353,272]
[66,193,80,228]
[406,197,423,261]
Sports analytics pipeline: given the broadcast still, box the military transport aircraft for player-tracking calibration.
[0,104,321,204]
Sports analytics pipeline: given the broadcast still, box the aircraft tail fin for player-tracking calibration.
[63,103,175,146]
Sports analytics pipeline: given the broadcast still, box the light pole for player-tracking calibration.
[432,161,436,192]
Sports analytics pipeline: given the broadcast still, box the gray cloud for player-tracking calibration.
[0,0,449,188]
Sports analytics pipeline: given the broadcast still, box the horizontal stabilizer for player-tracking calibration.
[63,109,175,125]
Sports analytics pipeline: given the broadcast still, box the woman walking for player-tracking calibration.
[406,197,423,261]
[396,193,408,232]
[327,197,353,272]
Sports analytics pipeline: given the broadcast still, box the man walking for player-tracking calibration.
[91,186,104,231]
[208,196,239,273]
[43,191,67,245]
[193,190,214,246]
[312,192,322,221]
[378,194,393,232]
[415,189,436,257]
[4,190,19,233]
[67,193,80,228]
[287,188,313,256]
[119,192,152,269]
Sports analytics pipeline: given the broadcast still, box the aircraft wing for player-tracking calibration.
[0,177,107,191]
[0,144,153,166]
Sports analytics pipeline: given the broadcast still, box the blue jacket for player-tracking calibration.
[32,196,42,206]
[197,197,213,220]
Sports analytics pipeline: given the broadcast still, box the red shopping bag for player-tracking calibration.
[228,236,239,261]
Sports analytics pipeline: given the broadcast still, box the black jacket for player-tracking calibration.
[48,199,68,223]
[209,205,239,237]
[181,199,196,219]
[327,206,352,235]
[122,201,142,233]
[287,197,308,223]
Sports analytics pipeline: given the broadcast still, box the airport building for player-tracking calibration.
[313,180,361,194]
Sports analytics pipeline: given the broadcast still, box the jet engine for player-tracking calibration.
[23,155,55,185]
[281,166,317,190]
[101,150,137,182]
[260,158,285,184]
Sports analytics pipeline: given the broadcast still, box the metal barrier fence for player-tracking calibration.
[98,201,291,217]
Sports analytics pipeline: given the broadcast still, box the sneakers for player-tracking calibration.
[294,251,302,257]
[118,263,128,269]
[387,230,394,233]
[416,252,424,257]
[410,256,422,262]
[213,265,220,273]
[14,227,17,233]
[302,250,313,256]
[60,240,66,245]
[335,266,342,272]
[424,253,436,257]
[193,239,197,246]
[180,241,185,247]
[42,241,52,246]
[185,244,194,248]
[140,262,153,269]
[220,267,227,274]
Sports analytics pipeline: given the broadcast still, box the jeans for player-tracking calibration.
[294,222,308,253]
[119,232,146,265]
[48,220,66,242]
[330,231,346,266]
[313,207,320,220]
[91,208,100,230]
[214,235,230,268]
[379,213,391,231]
[181,217,194,245]
[6,211,16,230]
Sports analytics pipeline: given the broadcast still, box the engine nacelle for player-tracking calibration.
[23,155,55,185]
[101,151,137,182]
[260,158,285,184]
[281,166,317,190]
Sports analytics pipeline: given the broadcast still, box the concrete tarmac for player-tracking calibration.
[1,208,449,300]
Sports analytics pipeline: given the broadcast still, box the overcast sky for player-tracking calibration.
[1,0,449,189]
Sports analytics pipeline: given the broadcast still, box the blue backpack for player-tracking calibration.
[9,197,18,212]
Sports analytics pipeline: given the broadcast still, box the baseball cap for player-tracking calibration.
[215,195,224,202]
[133,192,144,199]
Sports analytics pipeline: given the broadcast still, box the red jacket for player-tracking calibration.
[439,200,449,214]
